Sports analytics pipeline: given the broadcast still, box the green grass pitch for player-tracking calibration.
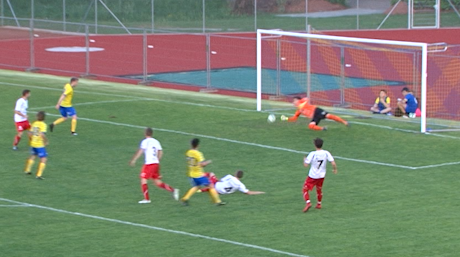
[1,69,460,257]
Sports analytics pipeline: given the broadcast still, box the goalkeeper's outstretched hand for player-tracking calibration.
[281,115,288,121]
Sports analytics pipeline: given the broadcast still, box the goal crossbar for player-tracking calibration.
[256,29,429,133]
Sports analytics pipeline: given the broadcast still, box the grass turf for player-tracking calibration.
[1,70,460,257]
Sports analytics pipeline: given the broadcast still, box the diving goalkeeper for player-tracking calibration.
[281,96,349,131]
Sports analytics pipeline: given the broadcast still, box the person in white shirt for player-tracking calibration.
[129,127,179,204]
[202,170,265,195]
[13,89,31,150]
[302,138,337,213]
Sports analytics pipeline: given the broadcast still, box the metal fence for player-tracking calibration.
[1,0,460,34]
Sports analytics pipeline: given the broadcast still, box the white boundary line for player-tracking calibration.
[29,99,147,110]
[3,81,460,168]
[0,198,309,257]
[44,113,456,170]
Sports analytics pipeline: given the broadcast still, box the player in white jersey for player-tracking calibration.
[13,89,31,150]
[203,170,265,195]
[129,127,179,204]
[302,138,337,212]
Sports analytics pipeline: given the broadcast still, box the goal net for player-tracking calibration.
[257,29,433,132]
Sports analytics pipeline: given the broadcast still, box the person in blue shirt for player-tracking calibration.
[397,87,418,118]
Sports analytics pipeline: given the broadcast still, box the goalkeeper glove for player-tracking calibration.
[281,115,288,121]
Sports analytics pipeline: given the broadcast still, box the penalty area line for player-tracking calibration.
[44,113,415,170]
[0,198,309,257]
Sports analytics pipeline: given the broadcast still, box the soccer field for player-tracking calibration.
[1,69,460,257]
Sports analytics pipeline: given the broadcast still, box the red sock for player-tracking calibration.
[326,114,347,125]
[200,188,210,192]
[157,182,174,192]
[303,189,310,202]
[142,184,149,200]
[13,135,21,146]
[308,123,323,131]
[317,188,322,202]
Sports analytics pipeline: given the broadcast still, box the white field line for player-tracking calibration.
[4,81,460,168]
[0,205,30,207]
[44,113,415,170]
[29,99,146,110]
[5,80,460,140]
[0,198,309,257]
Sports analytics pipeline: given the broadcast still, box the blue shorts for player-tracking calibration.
[30,147,48,158]
[189,176,210,187]
[405,106,417,114]
[59,106,76,117]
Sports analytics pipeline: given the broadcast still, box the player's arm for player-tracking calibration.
[14,110,27,119]
[199,160,212,167]
[382,97,390,108]
[157,149,163,161]
[303,155,311,168]
[281,110,301,122]
[245,190,265,195]
[41,132,48,146]
[330,161,338,174]
[55,93,67,109]
[129,148,144,166]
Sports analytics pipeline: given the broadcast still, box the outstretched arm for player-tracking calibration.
[245,191,265,195]
[281,110,301,122]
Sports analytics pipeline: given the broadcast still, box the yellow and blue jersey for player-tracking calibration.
[29,120,47,148]
[61,83,74,107]
[186,149,205,178]
[375,96,390,111]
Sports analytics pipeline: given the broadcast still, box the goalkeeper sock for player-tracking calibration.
[53,117,66,125]
[308,123,323,131]
[326,114,347,125]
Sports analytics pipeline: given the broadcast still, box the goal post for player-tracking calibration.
[256,29,429,133]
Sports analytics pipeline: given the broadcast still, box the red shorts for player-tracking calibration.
[205,172,218,185]
[303,177,324,191]
[15,120,30,132]
[140,164,161,180]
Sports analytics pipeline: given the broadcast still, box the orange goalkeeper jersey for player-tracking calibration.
[288,97,317,121]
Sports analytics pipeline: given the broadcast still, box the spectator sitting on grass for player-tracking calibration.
[370,89,392,115]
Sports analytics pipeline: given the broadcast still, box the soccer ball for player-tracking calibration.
[267,114,276,123]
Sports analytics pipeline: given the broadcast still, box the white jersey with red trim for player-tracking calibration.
[215,175,249,194]
[14,98,28,122]
[140,138,162,165]
[304,149,334,179]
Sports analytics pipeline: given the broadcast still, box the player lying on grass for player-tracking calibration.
[198,170,265,195]
[280,96,348,131]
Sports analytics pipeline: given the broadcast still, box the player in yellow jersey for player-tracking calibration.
[181,138,226,206]
[24,111,48,179]
[49,77,79,135]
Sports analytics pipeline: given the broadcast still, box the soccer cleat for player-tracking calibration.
[173,189,180,201]
[216,201,227,206]
[12,146,18,150]
[71,132,78,136]
[322,126,328,131]
[181,200,189,206]
[25,172,31,175]
[49,123,54,132]
[36,176,44,180]
[138,199,151,204]
[386,112,393,116]
[303,202,312,212]
[315,203,322,209]
[402,115,409,119]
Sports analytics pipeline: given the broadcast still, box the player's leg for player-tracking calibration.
[397,101,407,117]
[139,165,151,203]
[70,108,77,134]
[370,105,380,113]
[50,107,68,132]
[308,108,327,130]
[207,182,224,205]
[36,157,47,179]
[308,121,324,131]
[315,178,325,209]
[24,153,36,175]
[302,177,314,212]
[181,179,200,205]
[325,113,348,126]
[13,131,23,150]
[199,172,217,192]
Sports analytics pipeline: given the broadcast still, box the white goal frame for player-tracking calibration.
[256,29,429,133]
